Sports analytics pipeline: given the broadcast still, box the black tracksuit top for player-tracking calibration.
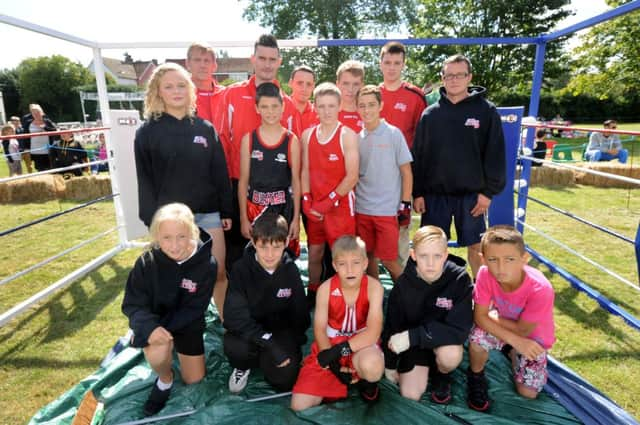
[382,254,474,370]
[121,229,216,347]
[223,245,310,347]
[134,113,232,226]
[412,86,506,199]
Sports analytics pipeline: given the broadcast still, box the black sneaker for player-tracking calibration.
[466,368,490,412]
[358,380,380,404]
[143,379,172,416]
[431,370,452,404]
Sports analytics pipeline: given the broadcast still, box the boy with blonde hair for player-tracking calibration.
[467,225,555,411]
[336,60,365,132]
[383,226,473,404]
[291,235,385,410]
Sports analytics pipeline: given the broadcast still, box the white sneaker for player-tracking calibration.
[228,368,250,393]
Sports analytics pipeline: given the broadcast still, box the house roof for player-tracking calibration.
[101,57,137,81]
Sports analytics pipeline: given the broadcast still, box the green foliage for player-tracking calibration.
[17,55,94,122]
[0,68,21,117]
[409,0,572,97]
[242,0,417,83]
[565,1,640,100]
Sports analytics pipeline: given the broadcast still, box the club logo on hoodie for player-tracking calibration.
[180,278,198,293]
[276,288,292,298]
[435,297,453,310]
[464,118,480,129]
[193,135,208,148]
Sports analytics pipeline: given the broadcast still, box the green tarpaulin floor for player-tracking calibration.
[30,301,581,425]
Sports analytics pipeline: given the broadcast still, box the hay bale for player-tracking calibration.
[63,175,112,201]
[574,163,639,188]
[528,165,575,187]
[0,174,65,203]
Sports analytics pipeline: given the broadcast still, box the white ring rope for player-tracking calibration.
[515,219,639,293]
[0,226,120,287]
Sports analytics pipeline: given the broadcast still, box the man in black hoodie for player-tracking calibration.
[383,226,473,404]
[223,213,310,394]
[412,54,505,277]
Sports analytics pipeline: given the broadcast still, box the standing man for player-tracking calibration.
[336,60,365,132]
[219,34,300,269]
[185,42,226,130]
[412,54,505,278]
[379,41,428,268]
[289,65,318,136]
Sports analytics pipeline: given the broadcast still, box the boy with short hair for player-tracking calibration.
[238,82,301,247]
[467,225,555,411]
[289,65,319,135]
[291,235,385,410]
[223,213,310,394]
[355,85,412,282]
[383,226,473,404]
[301,82,359,304]
[336,60,365,132]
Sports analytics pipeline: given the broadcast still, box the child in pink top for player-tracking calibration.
[466,225,555,412]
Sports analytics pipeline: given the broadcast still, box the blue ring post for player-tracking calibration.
[636,222,640,284]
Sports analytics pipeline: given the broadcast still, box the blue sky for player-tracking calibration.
[0,0,609,70]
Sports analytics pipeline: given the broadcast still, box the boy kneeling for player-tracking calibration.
[223,213,310,393]
[383,226,473,403]
[291,236,385,410]
[467,225,555,411]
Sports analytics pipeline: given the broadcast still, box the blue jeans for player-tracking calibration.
[586,149,628,164]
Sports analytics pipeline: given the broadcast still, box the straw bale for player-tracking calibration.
[574,163,639,188]
[63,175,112,201]
[0,174,65,203]
[528,165,575,187]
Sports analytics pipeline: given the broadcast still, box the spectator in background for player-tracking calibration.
[21,104,57,172]
[94,133,109,173]
[51,127,88,177]
[531,128,547,167]
[2,124,22,176]
[9,116,31,173]
[585,120,628,164]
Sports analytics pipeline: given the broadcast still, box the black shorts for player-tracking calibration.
[397,347,435,374]
[132,318,205,356]
[420,193,486,246]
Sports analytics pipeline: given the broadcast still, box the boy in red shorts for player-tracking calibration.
[291,235,385,410]
[301,82,359,304]
[355,85,413,282]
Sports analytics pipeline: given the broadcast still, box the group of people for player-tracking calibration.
[2,106,110,177]
[122,35,556,418]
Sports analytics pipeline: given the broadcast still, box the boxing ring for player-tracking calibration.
[1,2,640,424]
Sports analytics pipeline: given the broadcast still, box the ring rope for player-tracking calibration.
[0,226,120,287]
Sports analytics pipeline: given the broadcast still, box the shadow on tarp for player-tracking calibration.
[29,257,638,425]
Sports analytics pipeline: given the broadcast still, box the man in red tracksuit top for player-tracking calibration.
[379,41,428,270]
[289,65,319,136]
[219,34,301,269]
[186,42,226,130]
[336,60,365,133]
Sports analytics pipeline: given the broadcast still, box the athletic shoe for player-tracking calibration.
[431,370,452,404]
[143,379,172,416]
[358,380,380,404]
[228,368,250,393]
[467,368,490,412]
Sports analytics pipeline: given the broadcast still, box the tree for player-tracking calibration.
[0,68,21,117]
[563,0,640,101]
[242,0,417,83]
[408,0,571,101]
[17,55,94,121]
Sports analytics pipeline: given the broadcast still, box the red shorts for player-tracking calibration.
[306,194,355,248]
[356,214,399,261]
[292,337,356,399]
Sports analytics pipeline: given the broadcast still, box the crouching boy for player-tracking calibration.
[291,235,385,410]
[383,226,473,403]
[223,213,310,393]
[467,225,555,411]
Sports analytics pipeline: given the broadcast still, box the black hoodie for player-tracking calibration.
[223,244,310,346]
[382,254,473,370]
[411,86,506,199]
[134,113,232,226]
[121,228,216,347]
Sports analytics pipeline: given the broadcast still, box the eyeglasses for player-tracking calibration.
[442,72,469,81]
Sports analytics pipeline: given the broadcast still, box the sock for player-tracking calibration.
[157,376,173,391]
